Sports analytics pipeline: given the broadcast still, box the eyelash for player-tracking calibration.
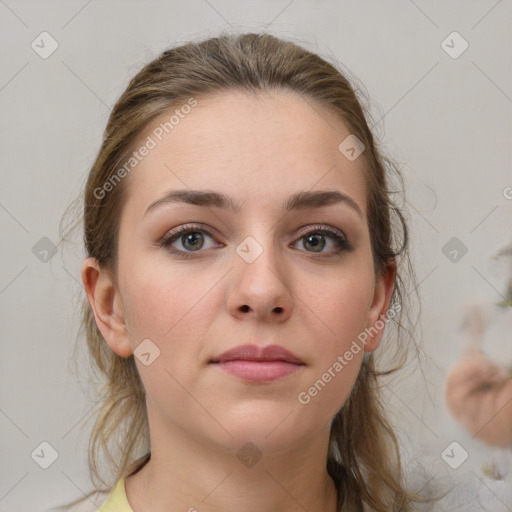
[158,223,352,260]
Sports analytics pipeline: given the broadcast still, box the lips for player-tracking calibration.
[210,344,304,365]
[210,344,305,382]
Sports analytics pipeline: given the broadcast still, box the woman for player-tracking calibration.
[58,31,426,511]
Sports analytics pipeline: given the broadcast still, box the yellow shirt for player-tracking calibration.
[97,478,133,512]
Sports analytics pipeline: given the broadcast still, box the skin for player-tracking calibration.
[82,89,396,512]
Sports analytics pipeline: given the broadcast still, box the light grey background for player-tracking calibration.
[1,1,511,510]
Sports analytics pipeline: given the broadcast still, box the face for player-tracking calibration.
[85,89,394,454]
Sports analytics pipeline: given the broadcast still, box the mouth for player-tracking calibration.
[209,344,305,382]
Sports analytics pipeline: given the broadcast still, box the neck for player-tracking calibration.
[124,404,339,512]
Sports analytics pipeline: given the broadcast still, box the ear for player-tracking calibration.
[81,257,133,358]
[364,260,397,353]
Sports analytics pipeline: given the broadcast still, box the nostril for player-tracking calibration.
[240,305,250,312]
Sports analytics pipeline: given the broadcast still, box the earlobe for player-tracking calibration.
[364,262,397,353]
[80,257,133,358]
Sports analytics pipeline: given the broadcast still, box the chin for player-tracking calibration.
[209,406,315,455]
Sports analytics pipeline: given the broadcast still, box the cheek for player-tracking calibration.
[293,263,374,418]
[119,264,219,405]
[295,338,364,431]
[304,261,375,343]
[119,258,220,363]
[116,259,236,443]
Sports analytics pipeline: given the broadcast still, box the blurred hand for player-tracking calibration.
[445,349,512,448]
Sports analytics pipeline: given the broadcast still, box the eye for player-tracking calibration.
[159,224,221,259]
[292,225,351,256]
[159,223,351,259]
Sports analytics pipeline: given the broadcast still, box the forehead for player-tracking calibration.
[122,89,367,220]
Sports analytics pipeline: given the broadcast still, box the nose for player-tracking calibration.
[226,237,293,323]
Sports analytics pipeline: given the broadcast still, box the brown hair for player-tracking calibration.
[58,31,429,511]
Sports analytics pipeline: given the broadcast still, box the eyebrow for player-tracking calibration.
[144,189,364,219]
